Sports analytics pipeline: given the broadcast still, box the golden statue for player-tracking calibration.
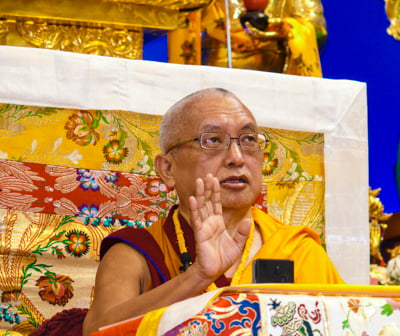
[168,0,327,76]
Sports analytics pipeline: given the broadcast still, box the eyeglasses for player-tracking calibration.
[166,132,268,153]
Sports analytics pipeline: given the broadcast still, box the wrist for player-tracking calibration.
[183,262,216,294]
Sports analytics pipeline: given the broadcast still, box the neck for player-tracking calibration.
[222,207,253,233]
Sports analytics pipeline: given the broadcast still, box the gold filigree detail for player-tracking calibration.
[385,0,400,40]
[369,188,392,223]
[369,187,392,264]
[16,20,143,59]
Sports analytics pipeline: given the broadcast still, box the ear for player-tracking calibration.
[155,154,176,189]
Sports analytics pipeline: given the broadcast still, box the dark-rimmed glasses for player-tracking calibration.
[166,132,268,153]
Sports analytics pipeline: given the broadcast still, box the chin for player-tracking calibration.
[221,198,255,211]
[221,189,259,208]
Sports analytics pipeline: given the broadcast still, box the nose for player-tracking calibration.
[224,139,245,167]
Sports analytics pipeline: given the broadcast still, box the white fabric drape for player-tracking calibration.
[0,46,369,284]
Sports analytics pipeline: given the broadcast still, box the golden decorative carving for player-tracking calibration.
[15,20,143,59]
[0,0,212,31]
[369,187,392,264]
[0,0,212,60]
[0,20,8,45]
[106,0,211,11]
[385,0,400,40]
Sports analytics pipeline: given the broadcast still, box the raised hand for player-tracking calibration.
[188,174,251,281]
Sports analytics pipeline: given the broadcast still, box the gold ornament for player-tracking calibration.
[16,20,143,59]
[369,187,392,265]
[385,0,400,40]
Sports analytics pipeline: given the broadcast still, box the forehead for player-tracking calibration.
[188,94,258,133]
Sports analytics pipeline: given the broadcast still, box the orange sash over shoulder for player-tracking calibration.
[241,207,345,284]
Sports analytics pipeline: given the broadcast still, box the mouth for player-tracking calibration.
[220,176,249,187]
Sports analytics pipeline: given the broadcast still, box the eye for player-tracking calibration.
[241,134,258,143]
[203,134,224,144]
[201,133,228,149]
[206,136,221,143]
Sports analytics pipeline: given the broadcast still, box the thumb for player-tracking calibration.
[232,218,251,250]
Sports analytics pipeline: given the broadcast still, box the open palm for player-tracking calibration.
[189,174,251,281]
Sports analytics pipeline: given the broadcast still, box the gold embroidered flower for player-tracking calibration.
[36,273,74,306]
[63,230,90,257]
[65,110,101,146]
[263,152,278,176]
[103,139,129,164]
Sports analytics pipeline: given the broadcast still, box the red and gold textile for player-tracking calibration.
[92,284,400,336]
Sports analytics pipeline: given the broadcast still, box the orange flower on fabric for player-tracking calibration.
[263,152,278,176]
[103,139,129,164]
[347,298,361,313]
[63,230,90,257]
[36,273,74,306]
[146,178,169,196]
[65,110,101,146]
[145,211,159,222]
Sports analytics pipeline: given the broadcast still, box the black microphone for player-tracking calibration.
[179,252,192,272]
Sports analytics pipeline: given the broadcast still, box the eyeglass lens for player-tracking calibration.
[200,133,266,150]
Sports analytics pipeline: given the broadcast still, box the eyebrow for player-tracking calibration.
[201,123,258,132]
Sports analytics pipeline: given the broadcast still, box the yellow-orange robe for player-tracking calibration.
[100,205,344,288]
[93,206,343,335]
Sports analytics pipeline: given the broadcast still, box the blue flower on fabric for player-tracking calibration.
[78,204,99,218]
[0,302,22,324]
[77,169,100,191]
[104,171,120,184]
[103,217,116,227]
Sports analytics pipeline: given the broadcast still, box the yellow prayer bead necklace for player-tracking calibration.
[172,209,255,292]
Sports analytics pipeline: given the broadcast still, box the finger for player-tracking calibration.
[204,174,215,215]
[189,195,200,230]
[194,178,209,222]
[211,177,222,216]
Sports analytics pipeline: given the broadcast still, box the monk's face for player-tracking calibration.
[168,93,264,213]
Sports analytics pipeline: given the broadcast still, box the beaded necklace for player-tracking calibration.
[172,209,255,292]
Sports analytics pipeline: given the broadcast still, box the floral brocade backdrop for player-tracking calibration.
[0,104,324,334]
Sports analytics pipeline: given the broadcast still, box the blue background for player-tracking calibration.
[321,0,400,214]
[142,0,400,213]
